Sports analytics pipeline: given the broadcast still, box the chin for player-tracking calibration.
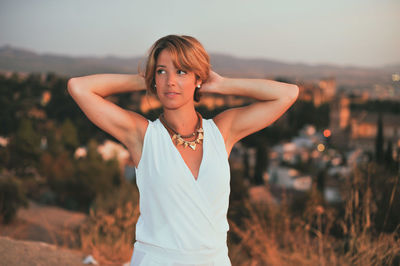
[160,100,182,110]
[162,100,195,111]
[162,104,180,111]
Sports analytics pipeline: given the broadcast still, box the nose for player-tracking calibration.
[167,73,176,87]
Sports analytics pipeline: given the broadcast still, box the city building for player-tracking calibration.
[298,78,336,107]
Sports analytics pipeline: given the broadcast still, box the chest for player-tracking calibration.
[175,144,203,181]
[136,121,231,204]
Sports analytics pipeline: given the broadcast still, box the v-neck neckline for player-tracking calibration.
[158,118,206,182]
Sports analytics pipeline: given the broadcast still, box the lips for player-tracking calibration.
[165,92,180,97]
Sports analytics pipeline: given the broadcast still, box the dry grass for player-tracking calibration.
[228,197,400,266]
[228,162,400,266]
[79,201,140,265]
[78,184,140,265]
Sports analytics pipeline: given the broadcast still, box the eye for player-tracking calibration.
[156,69,166,74]
[177,70,187,75]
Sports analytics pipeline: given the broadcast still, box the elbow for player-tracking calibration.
[291,85,299,101]
[67,77,80,97]
[284,84,299,102]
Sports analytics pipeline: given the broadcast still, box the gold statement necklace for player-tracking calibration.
[160,112,204,150]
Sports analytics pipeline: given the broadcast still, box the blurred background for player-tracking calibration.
[0,0,399,265]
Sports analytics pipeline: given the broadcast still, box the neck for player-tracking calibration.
[162,106,198,136]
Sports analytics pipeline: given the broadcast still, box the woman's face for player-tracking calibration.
[154,49,200,110]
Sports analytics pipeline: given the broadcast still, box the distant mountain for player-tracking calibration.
[0,45,141,76]
[382,63,400,73]
[0,45,398,86]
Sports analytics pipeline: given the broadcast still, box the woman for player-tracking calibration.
[68,35,299,266]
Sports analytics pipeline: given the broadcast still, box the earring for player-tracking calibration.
[154,84,157,89]
[196,84,201,89]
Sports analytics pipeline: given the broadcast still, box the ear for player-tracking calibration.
[151,80,157,94]
[195,76,202,87]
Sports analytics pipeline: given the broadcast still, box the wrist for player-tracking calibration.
[131,74,147,92]
[219,77,234,94]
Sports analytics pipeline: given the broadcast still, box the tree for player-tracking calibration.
[375,113,384,163]
[0,73,20,135]
[0,146,10,170]
[8,118,41,175]
[0,174,28,224]
[61,118,79,152]
[254,142,268,185]
[72,139,121,211]
[384,140,394,168]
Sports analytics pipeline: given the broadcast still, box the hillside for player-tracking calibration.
[0,201,88,265]
[0,45,397,87]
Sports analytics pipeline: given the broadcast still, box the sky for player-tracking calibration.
[0,0,399,68]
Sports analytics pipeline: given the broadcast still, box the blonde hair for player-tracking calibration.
[144,35,210,102]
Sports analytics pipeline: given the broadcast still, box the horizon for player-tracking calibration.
[1,43,398,70]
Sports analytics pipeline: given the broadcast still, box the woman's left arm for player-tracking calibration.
[201,71,299,154]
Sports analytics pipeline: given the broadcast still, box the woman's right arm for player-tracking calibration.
[67,74,148,165]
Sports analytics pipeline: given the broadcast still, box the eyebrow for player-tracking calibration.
[156,65,166,68]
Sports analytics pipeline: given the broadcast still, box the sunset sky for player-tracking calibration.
[0,0,399,68]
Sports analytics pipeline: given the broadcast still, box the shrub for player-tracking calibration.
[0,174,28,224]
[227,162,400,266]
[79,182,140,264]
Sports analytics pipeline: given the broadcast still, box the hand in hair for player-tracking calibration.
[199,70,224,95]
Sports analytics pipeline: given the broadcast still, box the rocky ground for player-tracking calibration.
[0,201,89,265]
[0,236,86,266]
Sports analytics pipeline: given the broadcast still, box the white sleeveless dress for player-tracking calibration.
[129,118,232,266]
